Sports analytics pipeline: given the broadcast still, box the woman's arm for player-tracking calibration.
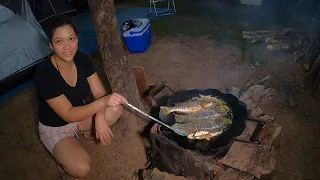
[87,73,107,120]
[87,72,126,145]
[46,94,106,123]
[87,72,107,101]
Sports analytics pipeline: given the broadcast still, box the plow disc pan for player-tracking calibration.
[157,89,248,155]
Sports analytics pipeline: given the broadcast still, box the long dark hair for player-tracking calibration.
[47,15,78,43]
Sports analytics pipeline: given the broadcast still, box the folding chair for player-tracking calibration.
[149,0,176,17]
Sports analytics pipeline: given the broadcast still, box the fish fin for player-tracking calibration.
[175,119,185,123]
[174,113,183,118]
[199,94,206,98]
[200,101,213,108]
[160,106,172,115]
[174,113,187,121]
[171,123,179,128]
[187,133,195,139]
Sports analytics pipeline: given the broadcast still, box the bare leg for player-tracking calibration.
[78,116,94,138]
[51,106,123,178]
[52,137,92,178]
[78,116,93,132]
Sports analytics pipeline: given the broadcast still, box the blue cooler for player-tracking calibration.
[123,18,152,53]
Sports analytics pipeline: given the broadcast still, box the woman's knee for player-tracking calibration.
[105,105,124,118]
[52,137,92,178]
[69,157,92,178]
[104,105,124,125]
[113,105,124,116]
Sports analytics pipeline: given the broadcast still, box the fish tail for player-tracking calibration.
[217,105,230,113]
[160,106,173,115]
[222,118,233,125]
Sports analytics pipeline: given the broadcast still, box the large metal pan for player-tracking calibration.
[156,89,248,155]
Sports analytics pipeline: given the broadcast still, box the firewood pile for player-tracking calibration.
[242,28,320,100]
[242,28,310,52]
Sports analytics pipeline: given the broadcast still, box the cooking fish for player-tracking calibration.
[187,129,224,140]
[171,117,232,138]
[192,94,227,106]
[176,98,214,108]
[160,94,228,116]
[160,100,213,115]
[174,105,231,123]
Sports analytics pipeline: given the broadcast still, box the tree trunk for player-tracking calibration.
[88,0,144,136]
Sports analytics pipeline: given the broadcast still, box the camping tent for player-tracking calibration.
[27,0,88,33]
[0,0,53,96]
[28,0,78,24]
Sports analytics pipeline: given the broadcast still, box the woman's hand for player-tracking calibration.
[95,115,113,146]
[102,93,128,107]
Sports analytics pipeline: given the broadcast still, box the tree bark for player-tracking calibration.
[88,0,144,135]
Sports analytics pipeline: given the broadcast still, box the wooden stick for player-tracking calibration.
[242,30,277,36]
[131,66,158,107]
[132,66,149,99]
[253,75,270,85]
[310,70,320,97]
[303,60,320,88]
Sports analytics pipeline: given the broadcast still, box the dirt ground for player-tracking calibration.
[1,1,320,179]
[127,36,320,180]
[1,34,320,179]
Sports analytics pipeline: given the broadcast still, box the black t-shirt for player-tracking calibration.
[34,51,96,127]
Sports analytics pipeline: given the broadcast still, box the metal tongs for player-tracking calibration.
[125,103,186,136]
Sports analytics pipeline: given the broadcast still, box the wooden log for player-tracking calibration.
[303,57,320,88]
[238,75,270,98]
[243,34,276,44]
[150,130,224,179]
[218,141,265,178]
[132,66,158,107]
[266,36,310,52]
[242,28,293,40]
[214,168,254,180]
[242,30,277,36]
[219,122,281,178]
[294,48,308,62]
[309,63,320,100]
[305,47,320,68]
[236,120,259,142]
[141,168,187,180]
[132,66,149,100]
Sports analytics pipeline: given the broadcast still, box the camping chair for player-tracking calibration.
[149,0,176,17]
